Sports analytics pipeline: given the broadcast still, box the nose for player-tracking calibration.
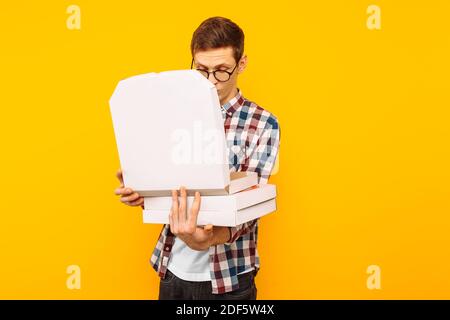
[207,72,218,85]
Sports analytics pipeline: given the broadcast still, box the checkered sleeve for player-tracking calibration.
[225,115,280,245]
[248,116,280,185]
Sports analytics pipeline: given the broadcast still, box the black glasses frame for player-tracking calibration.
[190,58,239,82]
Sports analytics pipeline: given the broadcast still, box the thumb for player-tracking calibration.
[116,169,124,184]
[203,224,213,232]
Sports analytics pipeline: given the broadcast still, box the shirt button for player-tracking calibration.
[165,246,170,251]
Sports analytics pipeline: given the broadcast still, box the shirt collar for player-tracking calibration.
[221,89,244,116]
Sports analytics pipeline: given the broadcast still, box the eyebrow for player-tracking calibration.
[195,63,232,69]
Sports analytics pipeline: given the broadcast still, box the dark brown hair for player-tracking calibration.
[191,17,245,63]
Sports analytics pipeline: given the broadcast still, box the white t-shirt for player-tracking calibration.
[167,237,254,281]
[167,237,211,281]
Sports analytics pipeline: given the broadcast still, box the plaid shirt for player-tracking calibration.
[149,89,280,294]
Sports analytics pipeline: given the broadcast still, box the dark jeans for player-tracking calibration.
[158,269,258,300]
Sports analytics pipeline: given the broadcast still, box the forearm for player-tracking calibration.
[227,219,258,244]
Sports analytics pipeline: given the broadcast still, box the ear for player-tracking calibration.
[238,54,248,74]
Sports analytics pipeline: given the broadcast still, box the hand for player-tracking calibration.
[169,186,214,251]
[114,169,144,207]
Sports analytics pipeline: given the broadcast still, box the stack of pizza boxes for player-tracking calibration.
[110,70,276,226]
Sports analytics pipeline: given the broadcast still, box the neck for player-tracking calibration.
[220,87,238,106]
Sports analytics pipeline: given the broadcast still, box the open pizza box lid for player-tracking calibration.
[109,70,258,196]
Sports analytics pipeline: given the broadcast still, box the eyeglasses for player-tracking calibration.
[190,58,239,82]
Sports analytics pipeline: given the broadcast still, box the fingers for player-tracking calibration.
[204,224,213,232]
[120,192,140,203]
[115,186,141,207]
[115,187,133,196]
[114,170,143,207]
[128,197,144,206]
[188,191,201,226]
[125,194,142,204]
[169,207,174,234]
[171,189,179,233]
[179,186,187,224]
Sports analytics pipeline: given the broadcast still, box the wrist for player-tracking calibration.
[182,234,210,251]
[210,227,232,246]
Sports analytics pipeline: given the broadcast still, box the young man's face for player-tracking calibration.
[192,47,247,105]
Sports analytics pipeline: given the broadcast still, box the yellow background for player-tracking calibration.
[1,0,449,299]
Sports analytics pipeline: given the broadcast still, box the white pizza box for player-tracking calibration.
[110,70,257,196]
[143,184,277,227]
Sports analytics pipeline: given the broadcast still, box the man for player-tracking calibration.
[115,17,280,300]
